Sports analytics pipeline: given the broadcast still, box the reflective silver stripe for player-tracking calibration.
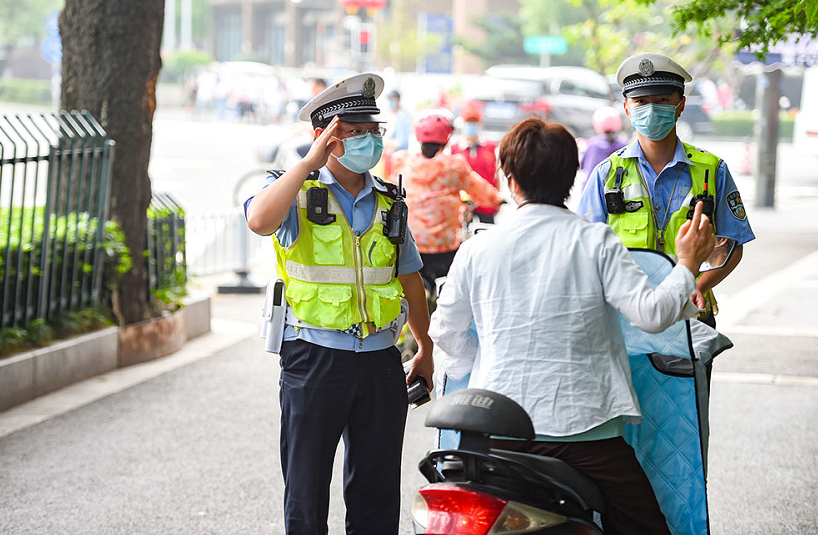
[604,182,648,201]
[285,260,393,285]
[297,190,344,215]
[363,267,394,284]
[681,191,694,209]
[285,307,399,333]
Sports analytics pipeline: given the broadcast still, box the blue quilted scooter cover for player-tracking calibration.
[621,250,709,535]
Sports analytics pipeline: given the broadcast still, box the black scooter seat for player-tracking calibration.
[490,449,606,513]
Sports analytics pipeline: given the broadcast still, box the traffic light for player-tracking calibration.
[353,22,375,60]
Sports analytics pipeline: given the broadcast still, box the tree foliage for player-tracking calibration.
[658,0,817,54]
[0,0,61,49]
[519,0,737,77]
[453,12,534,68]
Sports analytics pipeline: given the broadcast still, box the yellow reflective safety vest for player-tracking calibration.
[604,141,720,313]
[273,178,404,337]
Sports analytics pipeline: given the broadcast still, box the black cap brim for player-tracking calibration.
[334,112,385,123]
[624,84,683,98]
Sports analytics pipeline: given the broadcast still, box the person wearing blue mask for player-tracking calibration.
[577,53,754,336]
[245,72,433,535]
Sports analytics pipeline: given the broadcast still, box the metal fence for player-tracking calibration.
[185,208,274,277]
[0,111,115,330]
[147,192,187,302]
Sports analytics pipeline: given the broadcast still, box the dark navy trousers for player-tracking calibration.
[278,339,408,535]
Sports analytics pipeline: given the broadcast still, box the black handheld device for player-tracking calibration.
[605,167,627,214]
[306,187,336,225]
[385,174,408,245]
[406,376,431,408]
[686,170,715,221]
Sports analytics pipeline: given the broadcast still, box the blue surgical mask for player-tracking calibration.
[463,122,479,137]
[332,133,384,173]
[628,103,680,141]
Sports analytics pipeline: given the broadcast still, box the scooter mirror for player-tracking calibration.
[699,236,737,272]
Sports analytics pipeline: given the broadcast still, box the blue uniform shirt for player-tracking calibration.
[576,139,756,247]
[245,166,423,352]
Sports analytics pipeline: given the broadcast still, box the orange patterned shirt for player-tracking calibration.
[389,150,502,254]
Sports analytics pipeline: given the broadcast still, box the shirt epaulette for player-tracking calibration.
[266,169,321,180]
[373,175,400,199]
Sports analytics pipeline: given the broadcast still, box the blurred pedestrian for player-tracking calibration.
[450,100,500,223]
[580,106,628,187]
[383,90,412,177]
[388,109,503,284]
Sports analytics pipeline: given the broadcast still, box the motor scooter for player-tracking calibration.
[411,240,737,535]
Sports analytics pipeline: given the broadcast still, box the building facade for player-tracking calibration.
[208,0,520,73]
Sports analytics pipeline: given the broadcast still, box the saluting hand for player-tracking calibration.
[302,116,340,171]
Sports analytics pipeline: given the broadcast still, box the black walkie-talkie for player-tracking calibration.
[385,174,408,245]
[687,170,715,221]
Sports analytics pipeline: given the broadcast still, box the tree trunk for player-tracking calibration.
[60,0,164,324]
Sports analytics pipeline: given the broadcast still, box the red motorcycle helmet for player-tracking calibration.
[460,100,483,122]
[415,109,455,144]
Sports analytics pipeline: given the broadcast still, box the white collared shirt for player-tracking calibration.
[429,204,697,437]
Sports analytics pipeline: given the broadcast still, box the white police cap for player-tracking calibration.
[298,72,385,128]
[615,53,692,97]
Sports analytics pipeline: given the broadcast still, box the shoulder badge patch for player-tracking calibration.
[726,190,746,220]
[267,169,286,179]
[373,175,399,199]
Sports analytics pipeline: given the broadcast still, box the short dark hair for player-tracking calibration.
[498,119,578,207]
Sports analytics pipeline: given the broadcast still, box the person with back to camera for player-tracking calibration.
[388,108,503,285]
[450,100,501,224]
[245,72,433,535]
[429,118,716,535]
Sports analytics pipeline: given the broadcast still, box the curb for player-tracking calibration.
[0,295,211,413]
[0,318,258,439]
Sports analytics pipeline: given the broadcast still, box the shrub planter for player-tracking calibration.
[117,295,211,367]
[0,327,119,412]
[118,309,188,367]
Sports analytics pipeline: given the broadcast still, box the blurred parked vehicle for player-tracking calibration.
[467,65,619,139]
[678,83,715,140]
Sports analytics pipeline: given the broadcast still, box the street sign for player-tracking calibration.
[524,35,568,56]
[41,35,62,65]
[736,35,818,68]
[418,12,453,74]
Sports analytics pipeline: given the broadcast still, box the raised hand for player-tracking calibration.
[675,200,715,275]
[302,116,341,171]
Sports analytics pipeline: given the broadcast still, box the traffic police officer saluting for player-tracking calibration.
[245,73,433,535]
[577,53,755,326]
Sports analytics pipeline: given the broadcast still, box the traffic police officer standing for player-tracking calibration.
[245,73,433,535]
[577,53,755,326]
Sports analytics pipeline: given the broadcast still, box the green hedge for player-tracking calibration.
[0,210,130,357]
[709,112,794,139]
[0,78,52,106]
